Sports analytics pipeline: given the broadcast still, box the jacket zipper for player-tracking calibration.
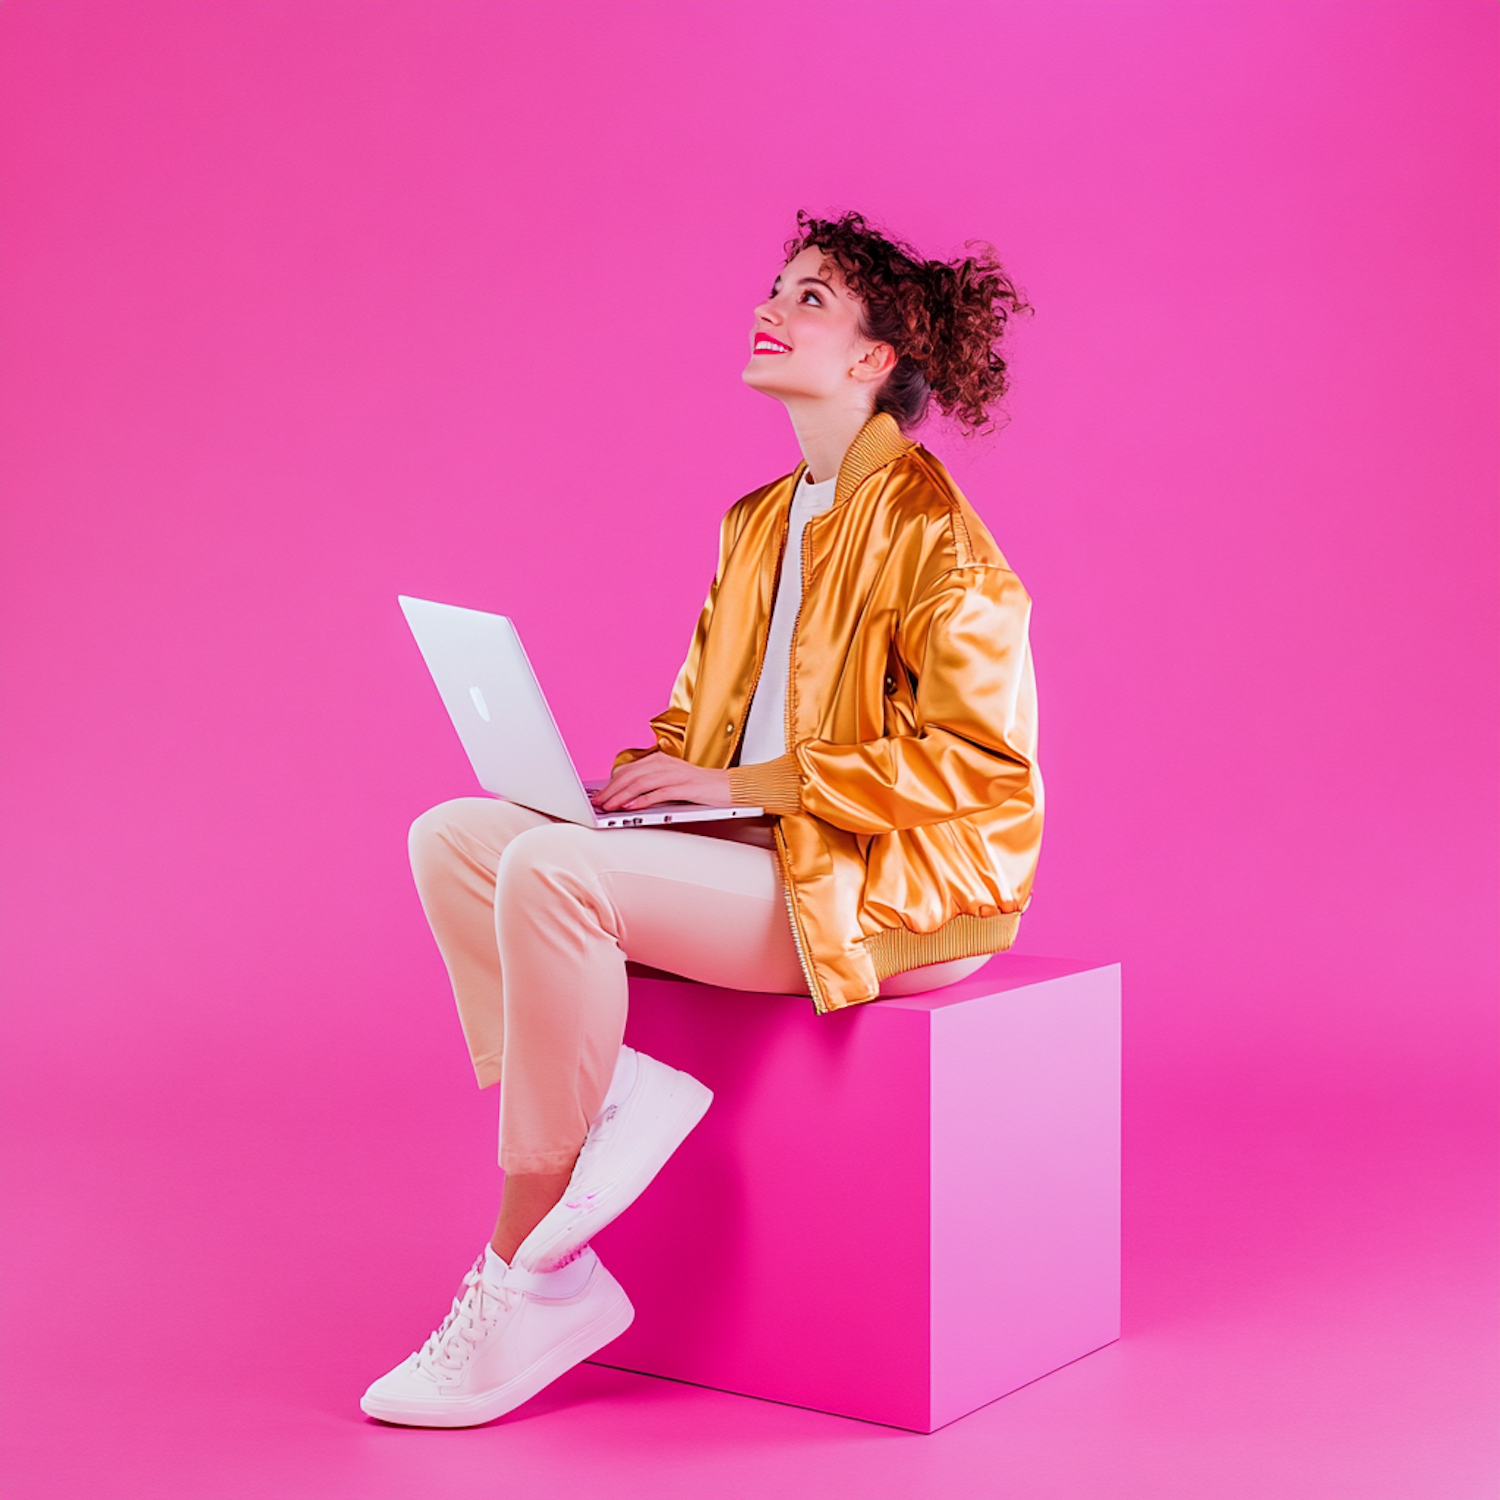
[775,820,825,1012]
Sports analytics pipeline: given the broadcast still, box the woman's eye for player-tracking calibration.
[799,290,822,306]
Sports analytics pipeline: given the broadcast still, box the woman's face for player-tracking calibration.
[742,246,887,404]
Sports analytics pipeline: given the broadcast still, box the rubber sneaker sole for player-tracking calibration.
[515,1063,713,1273]
[359,1278,635,1428]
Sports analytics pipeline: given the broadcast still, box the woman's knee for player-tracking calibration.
[494,823,606,917]
[408,797,535,884]
[409,798,476,872]
[496,821,592,882]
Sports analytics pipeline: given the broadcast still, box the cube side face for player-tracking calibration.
[591,977,934,1430]
[929,964,1122,1430]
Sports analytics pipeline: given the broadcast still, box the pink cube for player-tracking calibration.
[590,955,1121,1431]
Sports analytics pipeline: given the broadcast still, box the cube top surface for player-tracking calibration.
[629,953,1117,1016]
[878,953,1119,1012]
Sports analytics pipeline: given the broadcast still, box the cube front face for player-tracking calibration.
[591,959,1121,1432]
[592,977,935,1429]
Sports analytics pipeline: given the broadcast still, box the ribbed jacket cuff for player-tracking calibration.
[728,753,802,815]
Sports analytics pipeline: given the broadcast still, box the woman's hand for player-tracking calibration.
[595,753,732,811]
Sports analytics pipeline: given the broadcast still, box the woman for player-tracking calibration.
[361,212,1042,1427]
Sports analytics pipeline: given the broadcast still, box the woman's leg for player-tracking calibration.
[490,822,802,1152]
[479,819,800,1264]
[407,796,553,1088]
[408,798,579,1261]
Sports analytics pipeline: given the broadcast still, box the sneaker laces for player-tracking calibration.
[412,1256,517,1383]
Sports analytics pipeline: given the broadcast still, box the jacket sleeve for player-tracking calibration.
[791,564,1038,834]
[612,505,739,773]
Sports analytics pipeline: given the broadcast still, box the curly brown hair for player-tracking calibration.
[785,210,1030,434]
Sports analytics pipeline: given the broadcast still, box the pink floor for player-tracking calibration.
[4,1061,1494,1500]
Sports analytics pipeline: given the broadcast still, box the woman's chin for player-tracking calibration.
[741,362,795,398]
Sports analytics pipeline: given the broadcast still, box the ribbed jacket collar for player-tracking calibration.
[833,412,916,506]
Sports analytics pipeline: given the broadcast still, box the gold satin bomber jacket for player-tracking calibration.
[617,413,1043,1013]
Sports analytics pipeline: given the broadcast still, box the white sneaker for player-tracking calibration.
[512,1048,713,1273]
[359,1247,633,1427]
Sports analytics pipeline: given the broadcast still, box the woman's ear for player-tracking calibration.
[849,341,898,384]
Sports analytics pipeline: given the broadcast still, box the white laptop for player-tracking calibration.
[399,596,762,829]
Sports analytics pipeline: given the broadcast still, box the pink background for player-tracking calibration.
[2,3,1495,1497]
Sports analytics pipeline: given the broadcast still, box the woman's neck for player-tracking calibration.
[783,398,878,486]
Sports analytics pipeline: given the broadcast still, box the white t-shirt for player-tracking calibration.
[739,469,839,766]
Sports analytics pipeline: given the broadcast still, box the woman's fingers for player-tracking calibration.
[599,752,724,810]
[598,753,679,809]
[596,757,651,806]
[597,754,731,811]
[617,781,686,809]
[623,763,695,806]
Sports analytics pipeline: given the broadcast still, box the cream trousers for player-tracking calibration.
[409,797,985,1173]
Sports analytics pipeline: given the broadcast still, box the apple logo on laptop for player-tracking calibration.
[469,685,491,722]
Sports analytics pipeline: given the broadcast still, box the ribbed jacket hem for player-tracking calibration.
[863,912,1021,984]
[728,753,802,815]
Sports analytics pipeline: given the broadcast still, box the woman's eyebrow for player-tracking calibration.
[797,276,835,291]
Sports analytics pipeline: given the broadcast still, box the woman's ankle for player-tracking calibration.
[490,1165,575,1261]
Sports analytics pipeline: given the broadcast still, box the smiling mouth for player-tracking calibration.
[753,333,793,355]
